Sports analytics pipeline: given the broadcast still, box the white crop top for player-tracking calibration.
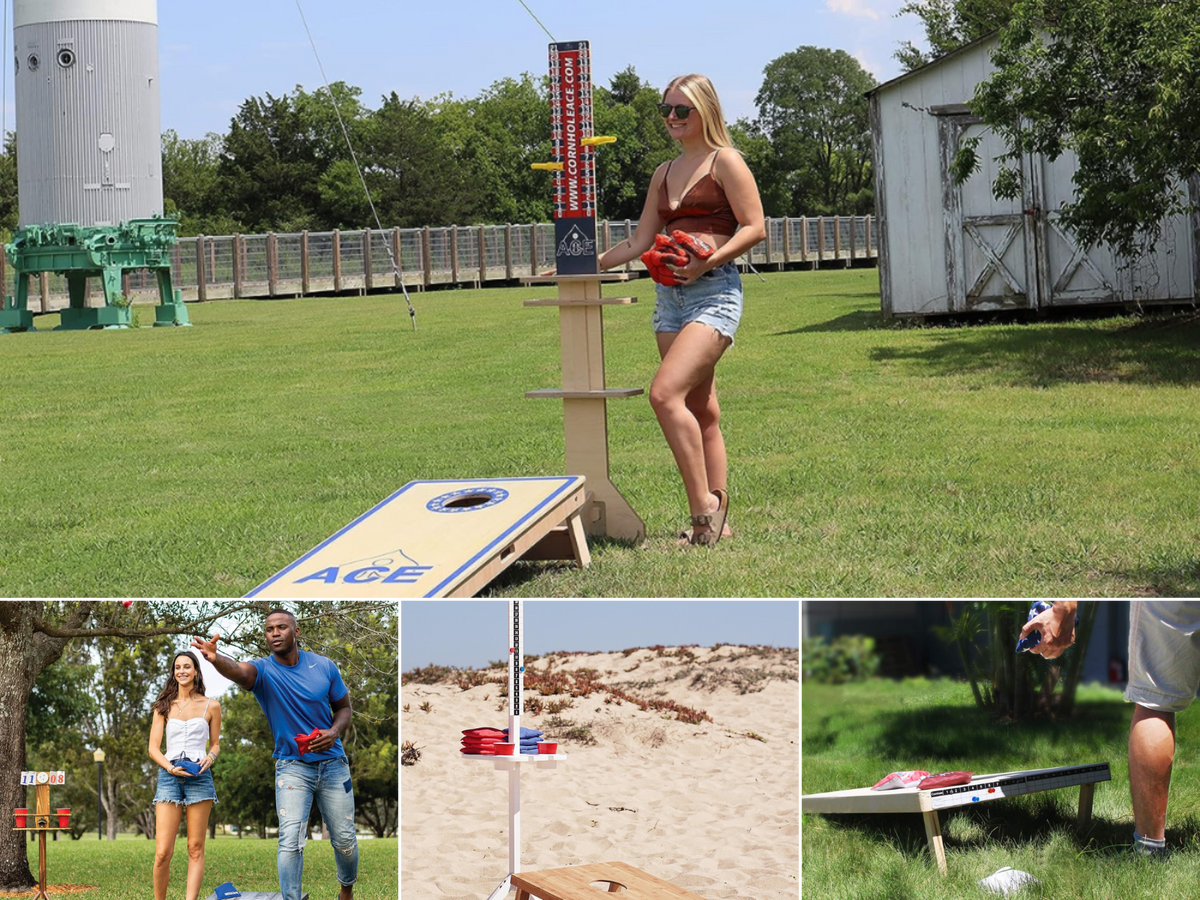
[163,698,211,761]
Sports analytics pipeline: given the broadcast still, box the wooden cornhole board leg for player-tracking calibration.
[922,809,947,875]
[1078,782,1095,829]
[245,476,588,598]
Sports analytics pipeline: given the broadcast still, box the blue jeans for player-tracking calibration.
[275,757,358,900]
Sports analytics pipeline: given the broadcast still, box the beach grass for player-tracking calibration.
[4,268,1200,596]
[23,833,397,899]
[802,678,1200,899]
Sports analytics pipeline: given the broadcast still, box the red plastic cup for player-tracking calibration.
[537,743,558,754]
[56,809,70,828]
[14,809,27,828]
[495,743,516,756]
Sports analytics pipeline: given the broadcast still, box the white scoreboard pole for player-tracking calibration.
[508,599,523,880]
[484,600,524,900]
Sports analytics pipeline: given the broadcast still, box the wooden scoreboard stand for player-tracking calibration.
[526,40,646,544]
[14,770,69,900]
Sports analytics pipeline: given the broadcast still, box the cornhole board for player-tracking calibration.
[802,762,1111,875]
[203,894,308,900]
[245,476,589,598]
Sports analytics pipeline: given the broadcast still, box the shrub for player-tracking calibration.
[802,635,880,683]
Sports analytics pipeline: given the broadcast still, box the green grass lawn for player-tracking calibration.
[803,679,1200,899]
[4,268,1200,596]
[29,833,396,899]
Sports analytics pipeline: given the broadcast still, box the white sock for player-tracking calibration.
[1133,829,1166,854]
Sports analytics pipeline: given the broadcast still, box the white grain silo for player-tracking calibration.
[14,0,164,227]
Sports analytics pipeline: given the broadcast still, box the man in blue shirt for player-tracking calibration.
[193,609,357,900]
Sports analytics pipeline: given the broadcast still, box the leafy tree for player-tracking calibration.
[0,135,17,238]
[934,601,1097,720]
[366,93,489,228]
[454,74,553,224]
[161,130,242,236]
[896,0,1018,70]
[210,689,276,839]
[751,47,876,216]
[593,68,678,223]
[953,0,1200,259]
[219,83,368,232]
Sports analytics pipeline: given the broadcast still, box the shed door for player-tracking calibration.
[939,113,1037,311]
[1030,151,1118,306]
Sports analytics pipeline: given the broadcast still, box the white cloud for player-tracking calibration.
[826,0,880,20]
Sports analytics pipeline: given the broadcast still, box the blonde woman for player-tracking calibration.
[599,73,765,545]
[148,650,221,900]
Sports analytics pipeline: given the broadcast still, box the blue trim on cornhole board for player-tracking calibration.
[245,476,583,597]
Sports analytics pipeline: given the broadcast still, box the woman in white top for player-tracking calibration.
[148,650,222,900]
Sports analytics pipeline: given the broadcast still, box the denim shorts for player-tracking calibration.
[153,764,217,807]
[652,262,743,342]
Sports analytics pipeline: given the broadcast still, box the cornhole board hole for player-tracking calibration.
[802,762,1111,875]
[203,894,308,900]
[245,476,589,598]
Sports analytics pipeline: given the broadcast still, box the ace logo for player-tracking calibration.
[295,564,433,585]
[293,548,432,586]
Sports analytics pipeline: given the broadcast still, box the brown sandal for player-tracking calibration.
[681,489,729,547]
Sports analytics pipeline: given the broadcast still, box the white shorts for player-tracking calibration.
[1126,601,1200,712]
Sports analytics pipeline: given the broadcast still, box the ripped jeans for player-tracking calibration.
[275,756,358,900]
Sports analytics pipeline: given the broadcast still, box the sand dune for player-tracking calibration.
[401,645,799,900]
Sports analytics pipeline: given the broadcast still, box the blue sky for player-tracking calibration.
[401,600,799,671]
[0,1,926,140]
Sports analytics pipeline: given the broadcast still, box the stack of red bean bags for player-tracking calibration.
[460,727,508,755]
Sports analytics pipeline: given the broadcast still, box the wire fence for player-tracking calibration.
[14,216,876,308]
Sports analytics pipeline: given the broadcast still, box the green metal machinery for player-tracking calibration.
[0,217,191,332]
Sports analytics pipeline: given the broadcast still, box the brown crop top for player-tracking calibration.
[657,149,739,237]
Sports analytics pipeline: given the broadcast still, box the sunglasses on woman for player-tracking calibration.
[658,103,696,119]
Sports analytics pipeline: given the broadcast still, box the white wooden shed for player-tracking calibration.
[868,35,1199,318]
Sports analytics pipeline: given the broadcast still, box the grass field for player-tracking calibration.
[20,833,396,899]
[4,268,1200,596]
[802,679,1200,899]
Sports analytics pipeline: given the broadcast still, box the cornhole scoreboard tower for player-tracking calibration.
[0,0,189,332]
[13,771,68,900]
[524,41,645,544]
[462,601,565,900]
[801,762,1111,875]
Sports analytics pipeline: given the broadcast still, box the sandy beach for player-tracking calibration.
[401,644,799,900]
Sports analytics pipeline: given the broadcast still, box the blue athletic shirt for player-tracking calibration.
[249,650,349,760]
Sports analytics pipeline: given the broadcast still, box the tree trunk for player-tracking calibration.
[103,771,120,841]
[0,603,70,891]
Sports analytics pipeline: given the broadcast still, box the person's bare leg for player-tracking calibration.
[683,372,731,536]
[1129,704,1175,841]
[651,325,731,538]
[184,800,213,900]
[153,802,183,900]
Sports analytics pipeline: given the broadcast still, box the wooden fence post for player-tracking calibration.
[505,224,513,281]
[422,226,432,288]
[196,236,208,302]
[450,225,459,283]
[478,225,487,284]
[530,225,538,276]
[333,229,342,293]
[268,232,278,297]
[301,231,310,295]
[392,227,403,288]
[232,234,243,298]
[363,229,373,291]
[816,218,825,268]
